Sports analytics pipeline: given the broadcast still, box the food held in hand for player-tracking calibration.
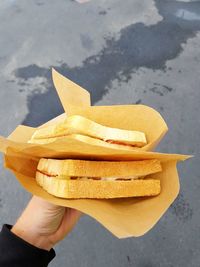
[29,115,147,148]
[36,159,161,199]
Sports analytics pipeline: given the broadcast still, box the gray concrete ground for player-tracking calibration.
[0,0,200,266]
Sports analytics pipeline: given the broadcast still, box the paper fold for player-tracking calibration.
[52,68,91,113]
[5,151,180,237]
[0,68,191,238]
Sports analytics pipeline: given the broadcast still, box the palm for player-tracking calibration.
[30,197,81,244]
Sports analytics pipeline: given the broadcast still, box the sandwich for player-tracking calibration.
[36,159,161,198]
[29,115,147,148]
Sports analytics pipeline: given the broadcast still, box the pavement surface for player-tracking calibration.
[0,0,200,266]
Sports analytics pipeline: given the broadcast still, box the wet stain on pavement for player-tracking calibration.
[13,0,200,127]
[127,255,132,265]
[99,10,107,15]
[150,83,174,96]
[23,85,64,126]
[80,34,94,50]
[15,64,48,80]
[135,99,142,104]
[170,193,193,223]
[18,81,28,86]
[36,2,44,6]
[156,0,200,26]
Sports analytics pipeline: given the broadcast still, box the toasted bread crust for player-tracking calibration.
[37,158,162,178]
[36,172,160,199]
[29,115,147,147]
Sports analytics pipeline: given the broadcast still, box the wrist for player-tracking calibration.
[11,223,53,251]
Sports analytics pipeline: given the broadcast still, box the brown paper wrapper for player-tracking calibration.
[0,69,191,238]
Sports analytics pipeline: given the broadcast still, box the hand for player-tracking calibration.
[12,196,81,251]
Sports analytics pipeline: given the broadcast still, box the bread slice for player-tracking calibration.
[37,158,162,178]
[29,115,147,147]
[36,158,161,198]
[36,172,160,198]
[28,133,138,151]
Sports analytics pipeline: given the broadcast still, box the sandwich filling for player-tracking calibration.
[30,134,144,148]
[37,170,142,181]
[104,139,143,148]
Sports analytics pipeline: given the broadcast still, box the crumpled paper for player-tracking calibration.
[0,69,191,237]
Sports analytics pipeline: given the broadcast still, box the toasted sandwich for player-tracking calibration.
[29,115,147,148]
[36,159,161,198]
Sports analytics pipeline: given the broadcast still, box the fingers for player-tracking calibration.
[31,196,59,209]
[71,209,82,219]
[56,208,82,239]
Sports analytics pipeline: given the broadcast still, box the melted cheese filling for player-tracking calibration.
[37,170,141,181]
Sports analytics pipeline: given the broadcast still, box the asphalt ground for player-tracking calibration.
[0,1,199,266]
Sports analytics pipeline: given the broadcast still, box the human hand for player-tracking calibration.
[12,196,81,251]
